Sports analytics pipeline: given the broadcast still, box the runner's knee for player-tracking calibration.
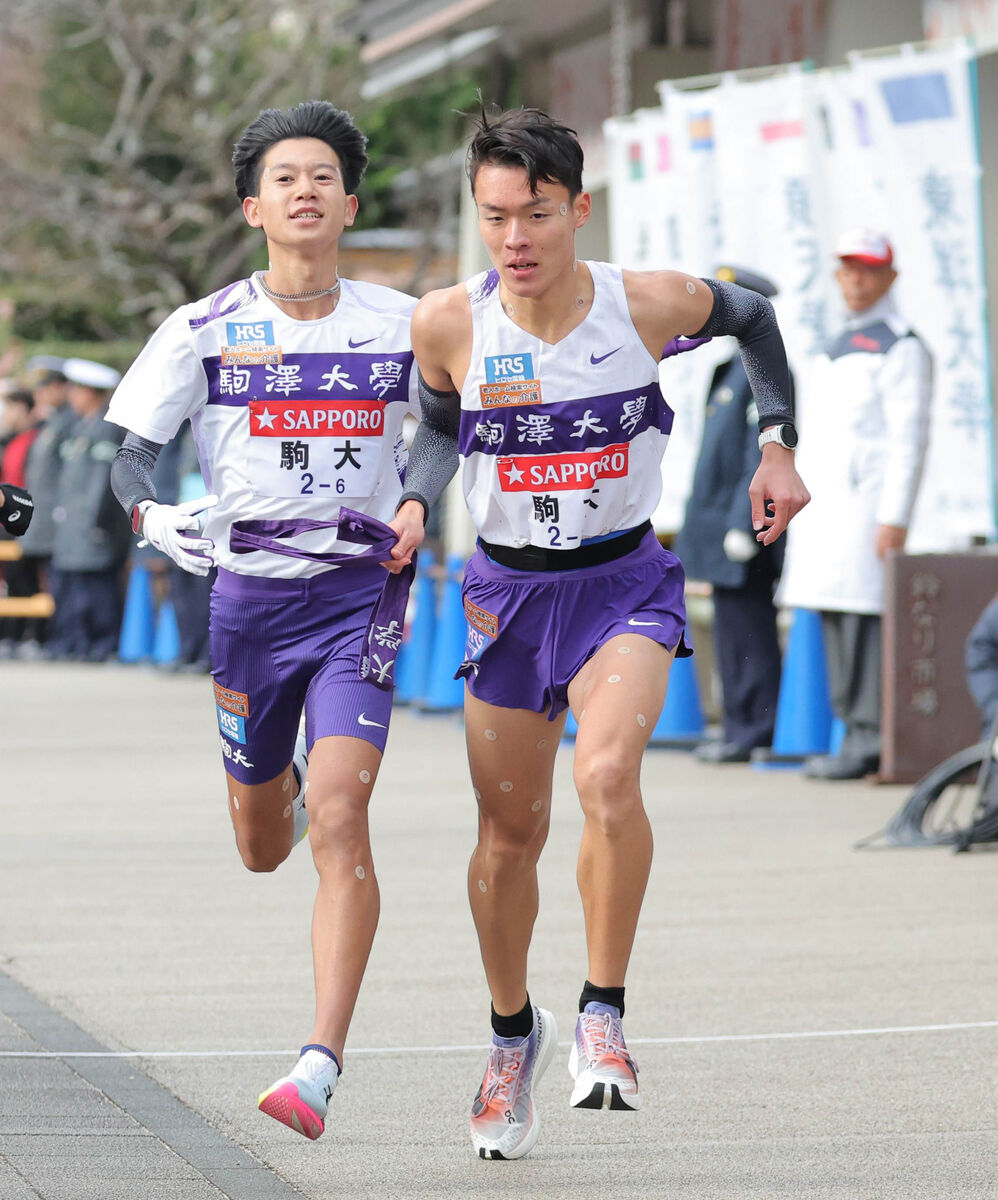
[574,753,642,832]
[478,808,549,873]
[307,793,371,862]
[236,830,291,873]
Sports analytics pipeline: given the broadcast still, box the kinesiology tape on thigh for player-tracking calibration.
[396,373,461,517]
[694,278,794,431]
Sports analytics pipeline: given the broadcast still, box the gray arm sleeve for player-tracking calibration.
[694,278,794,432]
[397,373,461,517]
[111,432,163,515]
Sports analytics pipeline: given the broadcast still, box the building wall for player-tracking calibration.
[818,0,925,64]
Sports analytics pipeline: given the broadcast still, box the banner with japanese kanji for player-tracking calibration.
[846,43,994,549]
[604,41,996,544]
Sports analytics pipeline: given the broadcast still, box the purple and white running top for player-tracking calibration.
[108,273,418,578]
[460,261,674,550]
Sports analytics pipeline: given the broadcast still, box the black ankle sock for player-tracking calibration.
[491,996,533,1040]
[579,980,625,1018]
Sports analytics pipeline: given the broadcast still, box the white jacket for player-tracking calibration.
[778,296,932,615]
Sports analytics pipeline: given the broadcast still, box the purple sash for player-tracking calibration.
[229,508,415,691]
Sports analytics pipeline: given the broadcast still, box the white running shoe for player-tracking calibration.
[291,716,309,843]
[568,1002,640,1110]
[470,1006,557,1160]
[258,1047,339,1140]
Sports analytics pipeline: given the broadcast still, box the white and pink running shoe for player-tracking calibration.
[568,1002,640,1110]
[470,1005,557,1160]
[258,1047,339,1140]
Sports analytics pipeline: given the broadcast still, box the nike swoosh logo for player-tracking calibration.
[627,618,662,627]
[357,712,387,728]
[590,347,622,365]
[348,336,378,349]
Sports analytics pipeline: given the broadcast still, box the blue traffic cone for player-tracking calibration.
[648,652,704,746]
[396,551,436,705]
[753,608,833,767]
[829,716,846,756]
[118,564,156,662]
[419,553,466,712]
[153,599,181,665]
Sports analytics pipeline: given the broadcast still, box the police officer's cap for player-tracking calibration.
[62,357,122,391]
[714,266,778,298]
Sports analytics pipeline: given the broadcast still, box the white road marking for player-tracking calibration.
[2,1018,996,1058]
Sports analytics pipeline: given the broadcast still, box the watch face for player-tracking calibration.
[781,424,799,449]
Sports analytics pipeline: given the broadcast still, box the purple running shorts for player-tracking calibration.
[456,527,690,720]
[210,563,395,785]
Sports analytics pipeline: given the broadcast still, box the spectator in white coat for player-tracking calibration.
[778,231,932,780]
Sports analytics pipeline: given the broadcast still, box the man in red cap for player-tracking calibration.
[779,230,932,780]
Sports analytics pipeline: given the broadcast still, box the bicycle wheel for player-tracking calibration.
[879,740,992,847]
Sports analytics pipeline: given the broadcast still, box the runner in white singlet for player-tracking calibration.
[108,103,426,1143]
[403,105,810,1160]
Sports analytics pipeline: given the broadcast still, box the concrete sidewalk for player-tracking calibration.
[1,661,996,1199]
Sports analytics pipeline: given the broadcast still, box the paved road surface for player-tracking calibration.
[1,662,996,1198]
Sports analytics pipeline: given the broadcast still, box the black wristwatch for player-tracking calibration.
[758,423,798,451]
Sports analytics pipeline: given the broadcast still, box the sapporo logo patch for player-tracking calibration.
[213,682,250,717]
[496,444,630,491]
[464,597,499,639]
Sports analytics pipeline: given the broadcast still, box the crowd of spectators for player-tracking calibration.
[0,356,210,669]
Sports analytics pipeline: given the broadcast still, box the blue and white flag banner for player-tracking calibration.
[710,68,830,369]
[848,43,995,548]
[604,41,995,543]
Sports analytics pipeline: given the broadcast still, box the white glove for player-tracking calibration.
[140,495,219,576]
[722,528,759,564]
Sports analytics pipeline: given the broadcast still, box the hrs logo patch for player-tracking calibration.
[227,321,275,345]
[485,353,533,383]
[222,320,281,366]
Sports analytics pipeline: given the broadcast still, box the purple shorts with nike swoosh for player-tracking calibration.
[209,564,394,785]
[456,527,691,719]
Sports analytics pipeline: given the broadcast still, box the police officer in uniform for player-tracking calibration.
[675,267,791,763]
[17,367,74,649]
[50,358,130,660]
[779,231,931,779]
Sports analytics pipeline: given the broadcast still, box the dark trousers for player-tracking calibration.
[820,610,882,762]
[712,553,782,751]
[0,554,42,643]
[53,568,124,660]
[169,563,213,665]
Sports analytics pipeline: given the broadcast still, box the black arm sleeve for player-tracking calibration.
[397,373,461,517]
[694,278,794,433]
[111,432,164,515]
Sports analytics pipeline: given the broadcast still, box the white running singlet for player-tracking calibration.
[109,273,418,578]
[460,261,674,549]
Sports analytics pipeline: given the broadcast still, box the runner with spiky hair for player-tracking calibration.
[107,100,427,1140]
[404,103,809,1159]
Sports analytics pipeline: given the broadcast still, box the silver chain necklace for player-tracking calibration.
[259,274,341,303]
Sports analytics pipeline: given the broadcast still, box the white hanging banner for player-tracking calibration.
[809,67,888,238]
[710,69,831,369]
[647,87,733,533]
[603,114,655,271]
[605,41,995,543]
[849,43,996,546]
